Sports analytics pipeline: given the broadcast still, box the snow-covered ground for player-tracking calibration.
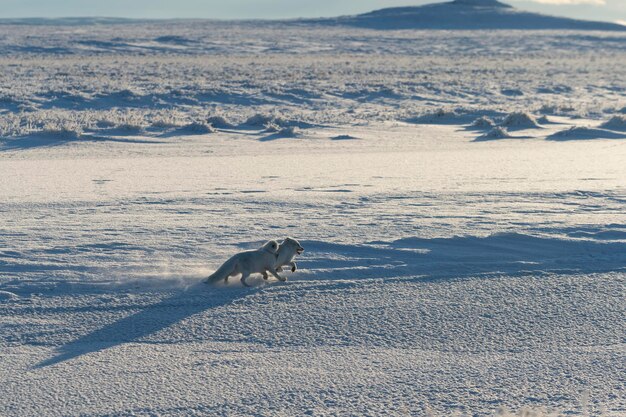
[1,21,625,416]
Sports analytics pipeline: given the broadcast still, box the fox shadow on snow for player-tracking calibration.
[35,284,253,368]
[35,230,626,367]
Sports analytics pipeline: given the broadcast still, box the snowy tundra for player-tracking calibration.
[1,13,625,417]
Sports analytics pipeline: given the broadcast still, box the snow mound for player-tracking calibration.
[38,126,83,140]
[178,122,216,134]
[150,121,179,129]
[96,119,116,129]
[113,123,144,133]
[246,114,314,130]
[470,116,495,129]
[149,118,182,129]
[244,113,281,127]
[477,126,511,140]
[274,126,300,137]
[499,112,541,129]
[600,115,626,131]
[408,108,462,124]
[206,116,236,129]
[548,126,626,140]
[261,124,302,138]
[331,134,359,140]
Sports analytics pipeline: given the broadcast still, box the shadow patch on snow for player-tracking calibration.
[0,290,19,302]
[500,88,524,97]
[331,134,359,140]
[296,232,626,282]
[153,35,196,45]
[35,284,255,368]
[0,132,80,150]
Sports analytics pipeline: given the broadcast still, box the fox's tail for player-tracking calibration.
[204,257,237,283]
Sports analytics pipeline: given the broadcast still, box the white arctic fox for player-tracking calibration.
[204,240,284,287]
[262,237,304,280]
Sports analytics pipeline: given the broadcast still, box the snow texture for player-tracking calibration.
[1,12,626,417]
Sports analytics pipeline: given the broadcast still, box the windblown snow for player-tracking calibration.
[0,13,625,417]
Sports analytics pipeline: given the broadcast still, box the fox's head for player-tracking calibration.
[282,237,304,255]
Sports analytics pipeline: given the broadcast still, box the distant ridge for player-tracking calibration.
[317,0,626,31]
[1,1,624,31]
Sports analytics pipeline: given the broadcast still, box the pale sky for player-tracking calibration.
[2,0,625,23]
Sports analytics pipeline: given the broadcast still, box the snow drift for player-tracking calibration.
[547,126,626,140]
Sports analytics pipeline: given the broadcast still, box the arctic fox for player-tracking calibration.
[204,240,284,287]
[262,237,304,280]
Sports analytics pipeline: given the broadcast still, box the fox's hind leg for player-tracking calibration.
[240,272,252,287]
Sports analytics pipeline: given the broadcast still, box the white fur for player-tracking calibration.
[205,240,283,287]
[263,237,304,280]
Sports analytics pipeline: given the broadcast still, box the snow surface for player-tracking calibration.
[1,18,626,417]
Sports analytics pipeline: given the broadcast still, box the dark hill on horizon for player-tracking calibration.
[308,0,626,31]
[1,0,624,31]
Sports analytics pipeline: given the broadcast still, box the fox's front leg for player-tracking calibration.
[262,270,269,280]
[288,261,297,273]
[269,269,287,282]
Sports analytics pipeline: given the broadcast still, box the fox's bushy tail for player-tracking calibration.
[205,257,236,283]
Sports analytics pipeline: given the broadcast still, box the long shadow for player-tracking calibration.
[297,232,626,282]
[35,284,254,368]
[29,231,626,367]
